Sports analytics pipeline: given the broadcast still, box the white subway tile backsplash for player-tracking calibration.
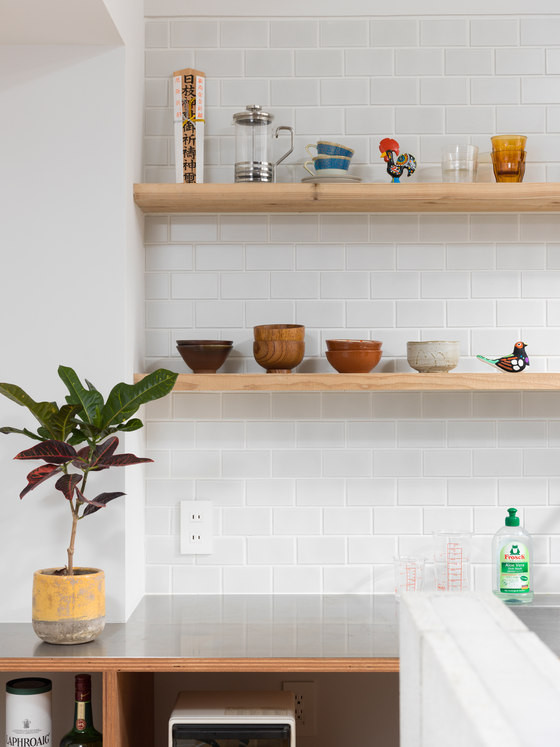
[424,449,471,477]
[320,78,369,106]
[145,6,560,595]
[370,19,418,47]
[396,300,445,328]
[298,536,345,564]
[375,507,422,534]
[172,566,221,594]
[421,19,467,46]
[471,18,518,47]
[445,48,493,76]
[396,106,443,134]
[220,19,268,48]
[171,20,218,48]
[396,49,443,76]
[273,566,322,593]
[496,48,545,75]
[398,479,446,506]
[371,77,418,106]
[448,478,497,506]
[522,78,560,105]
[420,78,468,106]
[446,106,494,133]
[295,107,344,135]
[471,77,520,105]
[223,507,271,536]
[323,450,371,478]
[246,50,293,77]
[320,19,368,48]
[247,479,294,506]
[296,478,345,506]
[520,18,560,46]
[172,273,217,299]
[397,243,445,270]
[270,20,317,48]
[271,78,318,107]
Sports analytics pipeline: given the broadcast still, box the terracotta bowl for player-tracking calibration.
[326,339,382,351]
[254,324,305,342]
[325,349,382,374]
[176,340,233,373]
[406,340,460,373]
[253,340,305,373]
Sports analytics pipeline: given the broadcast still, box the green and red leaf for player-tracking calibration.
[82,491,126,517]
[97,452,153,468]
[55,474,82,501]
[20,464,61,499]
[75,487,105,509]
[15,439,77,464]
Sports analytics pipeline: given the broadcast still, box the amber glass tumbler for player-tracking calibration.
[491,150,526,183]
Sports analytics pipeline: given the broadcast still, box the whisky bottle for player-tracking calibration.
[60,674,102,746]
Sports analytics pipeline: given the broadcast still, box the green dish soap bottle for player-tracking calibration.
[492,507,533,604]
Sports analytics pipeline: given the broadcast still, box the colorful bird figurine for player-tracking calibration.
[477,341,530,373]
[379,138,417,183]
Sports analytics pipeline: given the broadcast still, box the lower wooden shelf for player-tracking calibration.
[135,372,560,392]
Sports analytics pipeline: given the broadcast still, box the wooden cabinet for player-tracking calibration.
[0,595,398,747]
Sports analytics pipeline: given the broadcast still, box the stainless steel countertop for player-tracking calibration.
[0,595,400,662]
[0,594,557,664]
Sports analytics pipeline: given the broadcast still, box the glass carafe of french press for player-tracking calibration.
[233,105,294,182]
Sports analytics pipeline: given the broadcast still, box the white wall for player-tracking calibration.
[142,5,560,596]
[0,0,144,622]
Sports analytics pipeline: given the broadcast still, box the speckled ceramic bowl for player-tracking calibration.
[406,341,460,373]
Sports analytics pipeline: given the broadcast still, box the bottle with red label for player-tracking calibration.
[492,507,533,604]
[60,674,102,747]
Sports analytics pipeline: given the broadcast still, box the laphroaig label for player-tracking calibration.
[500,542,530,593]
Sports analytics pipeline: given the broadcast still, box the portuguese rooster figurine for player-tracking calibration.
[477,341,529,373]
[379,138,417,183]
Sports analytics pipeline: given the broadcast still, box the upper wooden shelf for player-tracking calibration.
[135,372,560,392]
[133,182,560,214]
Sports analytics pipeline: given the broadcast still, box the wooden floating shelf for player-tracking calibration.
[135,372,560,392]
[133,182,560,214]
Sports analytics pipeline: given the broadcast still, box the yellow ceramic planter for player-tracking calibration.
[32,567,105,645]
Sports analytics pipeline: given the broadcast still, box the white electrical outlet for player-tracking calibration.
[180,500,213,554]
[282,681,316,737]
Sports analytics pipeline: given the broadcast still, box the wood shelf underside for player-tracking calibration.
[135,372,560,392]
[133,182,560,213]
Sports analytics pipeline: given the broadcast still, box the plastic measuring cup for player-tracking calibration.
[394,555,425,597]
[433,532,472,591]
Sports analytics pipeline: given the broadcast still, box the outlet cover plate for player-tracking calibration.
[180,500,213,555]
[282,680,316,737]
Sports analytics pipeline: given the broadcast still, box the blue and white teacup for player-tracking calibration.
[306,141,355,158]
[303,155,351,177]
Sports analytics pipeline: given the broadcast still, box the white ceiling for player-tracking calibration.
[0,0,122,45]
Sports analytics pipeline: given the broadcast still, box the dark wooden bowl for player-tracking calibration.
[253,340,305,373]
[177,342,233,373]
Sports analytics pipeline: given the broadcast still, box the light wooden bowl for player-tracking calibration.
[253,340,305,373]
[254,324,305,341]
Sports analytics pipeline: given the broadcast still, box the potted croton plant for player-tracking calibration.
[0,365,177,645]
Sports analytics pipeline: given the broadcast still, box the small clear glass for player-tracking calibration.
[441,145,478,183]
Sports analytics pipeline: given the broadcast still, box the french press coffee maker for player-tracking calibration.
[233,104,294,182]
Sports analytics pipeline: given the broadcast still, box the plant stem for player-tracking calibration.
[67,500,79,576]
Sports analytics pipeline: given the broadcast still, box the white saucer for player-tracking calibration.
[301,175,362,183]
